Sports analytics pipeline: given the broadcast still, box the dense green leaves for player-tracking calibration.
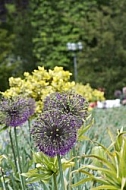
[78,0,126,97]
[0,0,126,97]
[22,152,74,185]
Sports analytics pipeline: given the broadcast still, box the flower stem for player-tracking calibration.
[57,154,65,190]
[53,173,58,190]
[8,128,18,172]
[28,119,33,157]
[73,146,80,190]
[14,127,26,190]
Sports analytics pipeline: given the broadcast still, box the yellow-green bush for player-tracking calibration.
[1,66,75,112]
[73,83,105,102]
[1,66,105,112]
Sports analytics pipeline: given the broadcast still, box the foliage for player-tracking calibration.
[74,83,105,102]
[72,127,126,189]
[28,0,126,98]
[0,27,16,91]
[0,4,30,92]
[1,0,126,97]
[22,152,74,184]
[1,66,75,112]
[5,2,36,73]
[0,102,126,189]
[0,2,36,92]
[78,0,126,98]
[30,0,96,69]
[90,107,126,147]
[0,28,14,63]
[1,66,106,113]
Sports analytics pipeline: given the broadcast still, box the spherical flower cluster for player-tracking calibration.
[31,110,77,157]
[43,91,89,128]
[0,96,36,127]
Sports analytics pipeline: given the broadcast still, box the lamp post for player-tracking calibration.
[67,42,83,82]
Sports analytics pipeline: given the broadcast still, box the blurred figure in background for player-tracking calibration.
[120,87,126,105]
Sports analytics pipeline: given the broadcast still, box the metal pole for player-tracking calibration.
[73,53,77,82]
[67,42,82,82]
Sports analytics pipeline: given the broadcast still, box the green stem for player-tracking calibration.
[10,173,17,190]
[14,127,26,190]
[28,119,31,142]
[8,128,18,172]
[57,154,65,190]
[53,173,58,190]
[68,149,73,190]
[73,146,80,190]
[68,167,72,190]
[28,119,33,156]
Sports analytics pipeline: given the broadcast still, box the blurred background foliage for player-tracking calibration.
[0,0,126,98]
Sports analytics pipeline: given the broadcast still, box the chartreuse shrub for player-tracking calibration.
[72,127,126,190]
[1,66,75,112]
[74,83,105,103]
[1,66,105,113]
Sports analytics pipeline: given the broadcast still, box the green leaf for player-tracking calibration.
[119,137,126,177]
[84,154,116,172]
[72,177,93,187]
[33,152,57,172]
[91,185,119,190]
[22,168,52,184]
[61,158,75,170]
[0,154,7,164]
[77,115,93,141]
[121,178,126,190]
[0,125,8,132]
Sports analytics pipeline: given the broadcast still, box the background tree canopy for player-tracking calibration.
[0,0,126,98]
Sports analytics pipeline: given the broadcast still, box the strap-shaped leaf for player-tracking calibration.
[91,184,119,190]
[79,164,121,186]
[72,177,94,187]
[84,154,116,172]
[119,138,126,177]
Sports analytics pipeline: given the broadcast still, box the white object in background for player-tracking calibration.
[97,99,121,108]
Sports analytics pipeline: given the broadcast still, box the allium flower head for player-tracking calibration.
[0,96,36,127]
[43,91,89,128]
[31,110,77,157]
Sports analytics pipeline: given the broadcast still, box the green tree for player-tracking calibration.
[30,0,96,70]
[78,0,126,98]
[0,2,37,92]
[5,2,37,73]
[1,0,126,98]
[0,26,16,91]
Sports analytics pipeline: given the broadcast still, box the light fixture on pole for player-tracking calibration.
[67,42,83,82]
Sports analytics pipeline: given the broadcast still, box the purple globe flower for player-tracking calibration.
[43,91,89,128]
[0,96,36,127]
[31,110,77,157]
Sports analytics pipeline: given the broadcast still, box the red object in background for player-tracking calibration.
[89,102,97,108]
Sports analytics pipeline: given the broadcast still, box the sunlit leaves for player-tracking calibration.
[72,128,126,189]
